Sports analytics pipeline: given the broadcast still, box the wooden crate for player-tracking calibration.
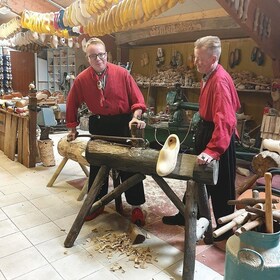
[0,97,37,167]
[0,110,5,151]
[261,115,280,140]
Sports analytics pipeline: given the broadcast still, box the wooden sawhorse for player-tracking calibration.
[64,140,219,280]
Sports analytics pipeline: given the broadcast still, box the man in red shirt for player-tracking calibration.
[66,37,147,225]
[163,36,240,241]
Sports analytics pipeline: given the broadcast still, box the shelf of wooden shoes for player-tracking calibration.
[0,97,37,167]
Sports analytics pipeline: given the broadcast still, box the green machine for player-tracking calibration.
[166,83,199,127]
[144,84,200,152]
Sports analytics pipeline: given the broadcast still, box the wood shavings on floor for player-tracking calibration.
[92,231,157,270]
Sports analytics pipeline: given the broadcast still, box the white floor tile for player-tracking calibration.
[52,250,103,280]
[2,200,38,218]
[11,210,50,231]
[0,182,30,195]
[30,194,66,209]
[0,247,48,280]
[0,232,32,258]
[41,203,78,220]
[0,173,21,187]
[22,221,66,245]
[81,267,120,280]
[53,213,78,232]
[103,256,161,280]
[0,193,27,208]
[0,209,7,221]
[13,264,64,280]
[0,219,18,238]
[36,235,84,262]
[20,187,53,200]
[0,271,5,280]
[138,232,184,270]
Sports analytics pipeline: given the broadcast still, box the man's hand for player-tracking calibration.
[197,152,213,165]
[129,118,146,129]
[67,129,78,142]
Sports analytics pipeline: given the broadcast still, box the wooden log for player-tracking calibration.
[86,140,218,184]
[57,136,89,167]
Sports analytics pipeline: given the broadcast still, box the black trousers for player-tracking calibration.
[88,114,145,206]
[195,119,236,226]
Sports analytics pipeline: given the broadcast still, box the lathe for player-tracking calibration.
[166,83,199,128]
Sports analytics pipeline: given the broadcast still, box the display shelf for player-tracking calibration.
[139,84,270,95]
[0,47,13,95]
[47,47,76,93]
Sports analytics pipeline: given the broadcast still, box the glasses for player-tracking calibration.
[88,52,107,60]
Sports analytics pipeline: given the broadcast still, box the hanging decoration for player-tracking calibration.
[0,16,21,39]
[0,0,186,48]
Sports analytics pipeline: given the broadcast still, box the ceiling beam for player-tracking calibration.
[216,0,280,61]
[6,0,59,15]
[115,16,247,46]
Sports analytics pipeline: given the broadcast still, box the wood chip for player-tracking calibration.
[91,231,157,270]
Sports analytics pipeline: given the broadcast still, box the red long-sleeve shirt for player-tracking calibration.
[66,62,146,128]
[199,64,240,159]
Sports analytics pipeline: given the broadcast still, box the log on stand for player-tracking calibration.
[64,139,219,280]
[47,136,89,191]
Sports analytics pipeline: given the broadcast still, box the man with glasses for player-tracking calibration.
[162,36,241,242]
[66,37,147,225]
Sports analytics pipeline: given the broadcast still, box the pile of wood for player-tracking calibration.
[214,172,280,238]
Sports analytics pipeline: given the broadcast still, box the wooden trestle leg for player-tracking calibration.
[183,180,212,280]
[152,176,212,280]
[64,167,145,248]
[197,183,213,244]
[183,180,198,280]
[64,165,110,248]
[152,174,185,214]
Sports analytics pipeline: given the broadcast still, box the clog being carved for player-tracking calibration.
[156,134,180,177]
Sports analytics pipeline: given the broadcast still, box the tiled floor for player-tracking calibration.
[0,131,224,280]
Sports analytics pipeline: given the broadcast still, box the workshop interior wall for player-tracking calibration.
[129,38,274,78]
[129,38,273,125]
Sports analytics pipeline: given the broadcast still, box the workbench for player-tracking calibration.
[63,139,218,280]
